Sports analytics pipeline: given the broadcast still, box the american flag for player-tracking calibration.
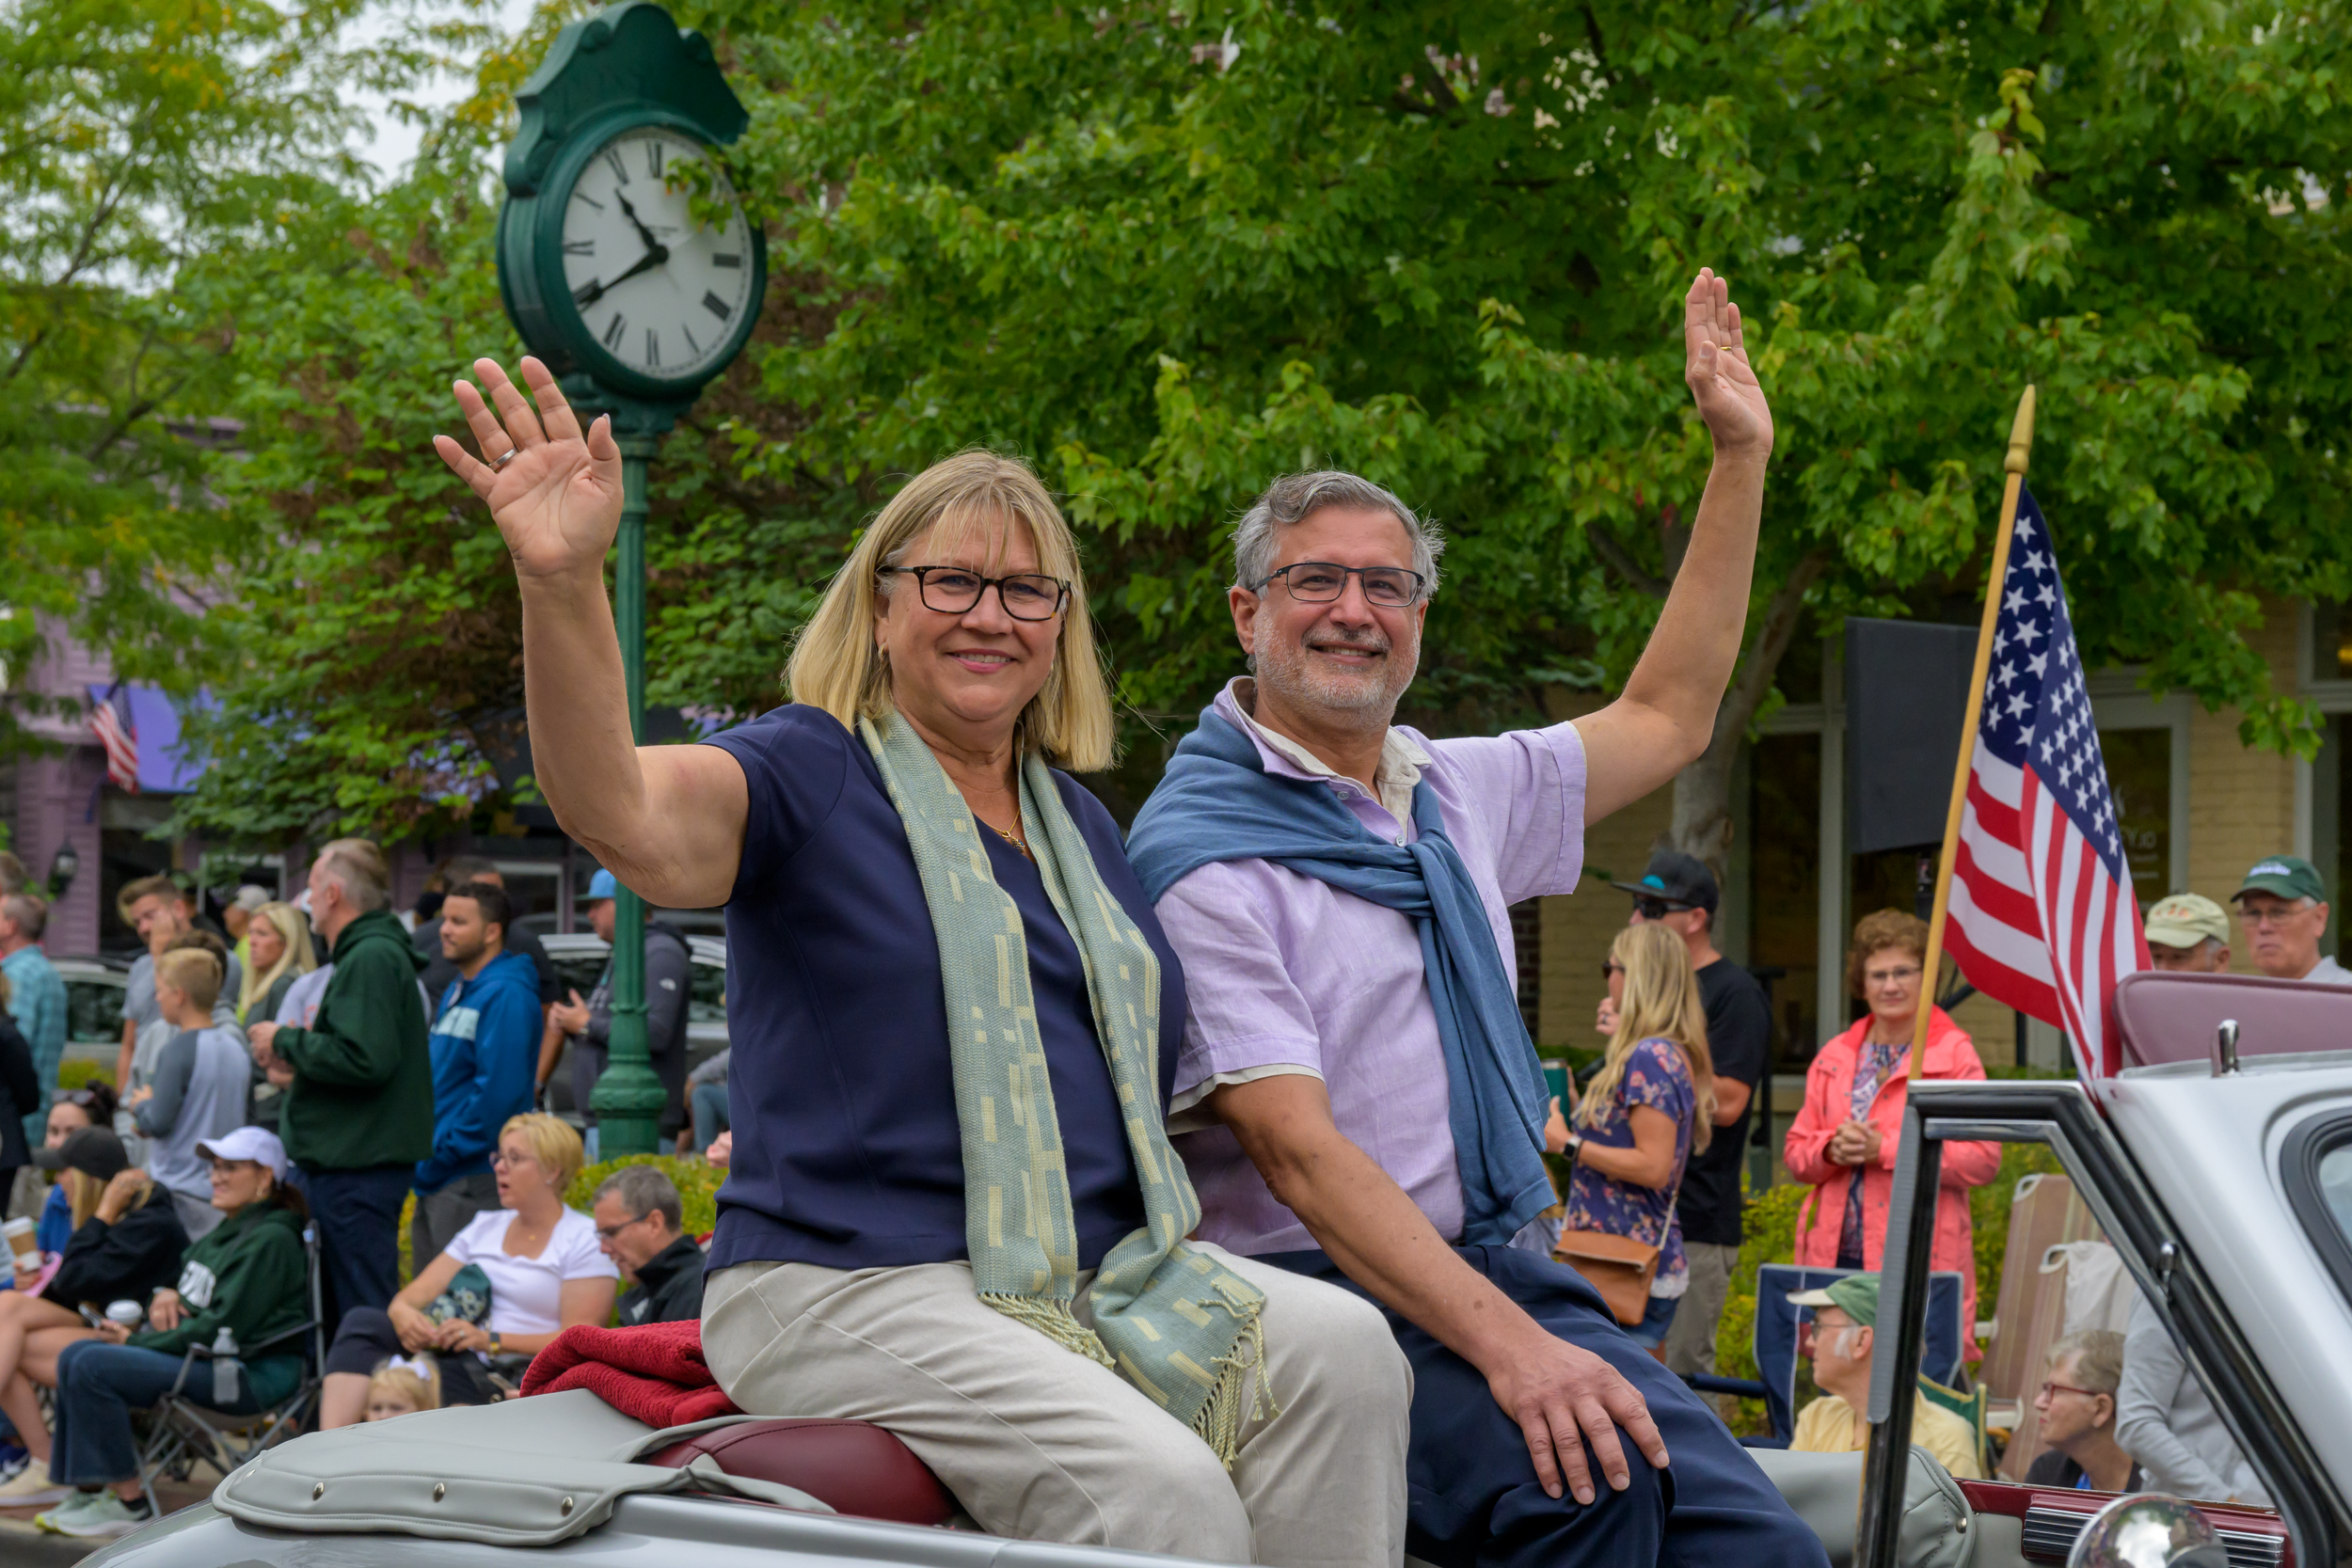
[1941,488,2150,1079]
[89,684,138,793]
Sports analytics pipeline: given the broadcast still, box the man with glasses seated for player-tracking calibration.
[1786,1274,1981,1479]
[1129,271,1826,1568]
[2229,856,2352,983]
[591,1164,706,1325]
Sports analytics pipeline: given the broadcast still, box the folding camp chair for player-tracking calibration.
[135,1219,327,1498]
[1684,1262,1966,1448]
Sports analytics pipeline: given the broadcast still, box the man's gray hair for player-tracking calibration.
[0,893,46,941]
[594,1163,683,1232]
[313,838,389,913]
[1232,471,1445,596]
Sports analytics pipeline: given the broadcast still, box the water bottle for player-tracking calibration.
[212,1326,241,1406]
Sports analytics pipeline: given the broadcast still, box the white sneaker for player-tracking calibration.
[0,1456,70,1505]
[37,1489,153,1537]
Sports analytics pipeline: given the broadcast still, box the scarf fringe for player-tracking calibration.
[981,1293,1116,1368]
[1189,1314,1278,1470]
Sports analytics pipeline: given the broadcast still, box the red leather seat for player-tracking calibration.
[646,1418,957,1526]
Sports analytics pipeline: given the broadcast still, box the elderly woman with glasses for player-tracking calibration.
[421,361,1409,1568]
[1783,909,1999,1357]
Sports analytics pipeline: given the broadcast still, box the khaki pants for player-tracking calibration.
[1661,1241,1739,1418]
[704,1243,1411,1566]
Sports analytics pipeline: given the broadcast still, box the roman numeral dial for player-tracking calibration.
[556,124,758,386]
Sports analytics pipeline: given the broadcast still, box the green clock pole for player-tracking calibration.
[495,1,765,1160]
[584,399,681,1159]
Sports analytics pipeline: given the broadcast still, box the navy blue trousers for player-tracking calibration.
[1262,1245,1827,1568]
[293,1162,411,1331]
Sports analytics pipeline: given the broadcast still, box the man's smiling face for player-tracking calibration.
[1232,505,1428,722]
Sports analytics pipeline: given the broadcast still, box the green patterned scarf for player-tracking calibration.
[859,711,1272,1465]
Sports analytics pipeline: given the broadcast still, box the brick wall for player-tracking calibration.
[2186,600,2301,974]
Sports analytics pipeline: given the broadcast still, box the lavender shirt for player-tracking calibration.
[1157,681,1588,1254]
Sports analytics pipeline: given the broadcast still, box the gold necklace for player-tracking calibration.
[989,810,1030,859]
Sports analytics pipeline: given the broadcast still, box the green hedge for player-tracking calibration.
[58,1059,115,1092]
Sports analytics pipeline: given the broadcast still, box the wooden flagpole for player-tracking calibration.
[1910,386,2038,1080]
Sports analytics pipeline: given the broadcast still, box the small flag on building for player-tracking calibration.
[90,684,138,794]
[1939,485,2151,1078]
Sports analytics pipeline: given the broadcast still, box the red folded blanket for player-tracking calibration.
[520,1319,742,1428]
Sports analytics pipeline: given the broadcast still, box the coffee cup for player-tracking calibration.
[105,1300,144,1328]
[3,1216,34,1266]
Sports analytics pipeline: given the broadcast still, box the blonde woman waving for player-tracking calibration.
[1561,922,1716,1353]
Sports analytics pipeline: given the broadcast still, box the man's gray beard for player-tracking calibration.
[1253,632,1418,721]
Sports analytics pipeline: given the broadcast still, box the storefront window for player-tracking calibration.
[2101,727,2171,905]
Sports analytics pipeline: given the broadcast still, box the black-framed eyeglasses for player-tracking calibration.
[1254,562,1427,608]
[1632,896,1692,921]
[595,1211,657,1243]
[883,565,1071,622]
[1600,959,1625,979]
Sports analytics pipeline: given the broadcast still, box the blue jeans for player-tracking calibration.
[691,1080,730,1152]
[52,1342,263,1486]
[1263,1244,1827,1568]
[293,1162,410,1328]
[1624,1291,1681,1352]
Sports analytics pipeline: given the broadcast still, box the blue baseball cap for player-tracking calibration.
[586,868,619,901]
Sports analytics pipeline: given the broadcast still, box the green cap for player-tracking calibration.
[1788,1272,1882,1328]
[2233,855,2327,906]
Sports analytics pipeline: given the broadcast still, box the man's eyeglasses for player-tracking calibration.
[1632,897,1692,921]
[882,565,1070,622]
[1255,562,1427,608]
[596,1212,656,1243]
[2236,902,2312,928]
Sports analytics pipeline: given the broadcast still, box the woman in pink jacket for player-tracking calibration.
[1785,909,2000,1359]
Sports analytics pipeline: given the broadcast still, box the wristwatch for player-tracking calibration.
[1565,1132,1583,1162]
[486,1332,504,1358]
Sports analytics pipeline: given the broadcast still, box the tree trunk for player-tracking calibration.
[1665,552,1831,879]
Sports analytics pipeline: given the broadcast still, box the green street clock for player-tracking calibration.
[493,0,764,1157]
[495,0,767,409]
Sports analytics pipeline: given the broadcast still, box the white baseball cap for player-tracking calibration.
[197,1126,288,1180]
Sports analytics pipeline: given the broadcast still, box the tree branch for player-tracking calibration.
[1585,518,1669,597]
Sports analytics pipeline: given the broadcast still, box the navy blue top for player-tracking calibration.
[702,705,1184,1273]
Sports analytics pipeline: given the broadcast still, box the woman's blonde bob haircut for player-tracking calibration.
[786,451,1115,772]
[498,1112,586,1196]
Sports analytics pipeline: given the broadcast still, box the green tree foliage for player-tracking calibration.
[179,0,2352,843]
[0,0,484,751]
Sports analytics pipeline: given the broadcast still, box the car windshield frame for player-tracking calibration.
[1853,1081,2338,1568]
[2280,1110,2352,1313]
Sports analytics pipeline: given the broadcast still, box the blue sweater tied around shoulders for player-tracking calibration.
[1125,706,1554,1247]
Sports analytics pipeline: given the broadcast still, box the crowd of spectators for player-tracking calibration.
[0,843,720,1539]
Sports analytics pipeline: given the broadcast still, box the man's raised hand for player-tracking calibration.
[432,356,625,581]
[1683,268,1773,458]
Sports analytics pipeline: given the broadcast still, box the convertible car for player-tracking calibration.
[82,970,2350,1568]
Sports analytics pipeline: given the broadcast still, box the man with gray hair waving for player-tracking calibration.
[1129,270,1824,1568]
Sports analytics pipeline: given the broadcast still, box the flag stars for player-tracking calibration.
[2005,588,2031,616]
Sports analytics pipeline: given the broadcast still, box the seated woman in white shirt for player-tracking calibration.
[316,1113,617,1428]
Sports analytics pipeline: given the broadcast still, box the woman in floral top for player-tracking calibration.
[1563,922,1717,1351]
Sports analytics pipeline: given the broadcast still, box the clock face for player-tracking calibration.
[557,124,757,385]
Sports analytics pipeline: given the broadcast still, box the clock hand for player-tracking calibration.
[572,240,671,309]
[613,190,663,254]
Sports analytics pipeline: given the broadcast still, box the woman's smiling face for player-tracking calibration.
[873,514,1063,748]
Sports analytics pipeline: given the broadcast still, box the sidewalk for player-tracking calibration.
[0,1474,217,1560]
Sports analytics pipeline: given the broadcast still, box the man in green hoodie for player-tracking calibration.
[248,839,431,1326]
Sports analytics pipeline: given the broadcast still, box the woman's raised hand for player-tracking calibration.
[433,356,625,580]
[1682,267,1773,458]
